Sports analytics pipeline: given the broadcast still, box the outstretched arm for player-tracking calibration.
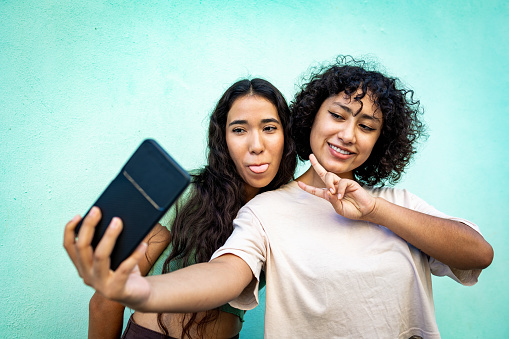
[64,207,254,314]
[298,154,493,270]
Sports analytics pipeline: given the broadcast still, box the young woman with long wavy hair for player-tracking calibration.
[83,78,296,338]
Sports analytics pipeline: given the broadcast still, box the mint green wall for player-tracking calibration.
[1,1,507,337]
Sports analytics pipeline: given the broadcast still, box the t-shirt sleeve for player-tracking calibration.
[404,189,483,286]
[210,206,267,310]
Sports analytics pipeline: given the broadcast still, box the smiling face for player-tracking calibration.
[226,95,285,201]
[309,91,383,181]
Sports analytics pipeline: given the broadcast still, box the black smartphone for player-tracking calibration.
[75,139,190,270]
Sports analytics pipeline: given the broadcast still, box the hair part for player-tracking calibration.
[290,55,427,187]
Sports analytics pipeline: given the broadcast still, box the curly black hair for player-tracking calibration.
[290,55,427,187]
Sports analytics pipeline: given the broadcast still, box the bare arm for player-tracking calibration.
[364,198,493,269]
[137,254,253,313]
[64,207,254,315]
[88,293,125,339]
[87,223,171,339]
[298,154,494,271]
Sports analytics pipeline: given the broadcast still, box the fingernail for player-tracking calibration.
[89,207,97,217]
[110,218,120,229]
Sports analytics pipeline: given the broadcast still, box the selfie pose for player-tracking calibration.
[80,78,296,338]
[65,57,493,338]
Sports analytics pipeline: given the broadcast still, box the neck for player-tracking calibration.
[243,185,260,202]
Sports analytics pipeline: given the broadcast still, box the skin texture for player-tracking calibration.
[64,90,493,325]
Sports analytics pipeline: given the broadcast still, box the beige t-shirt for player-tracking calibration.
[211,181,482,339]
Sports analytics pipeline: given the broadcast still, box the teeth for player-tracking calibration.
[329,143,352,155]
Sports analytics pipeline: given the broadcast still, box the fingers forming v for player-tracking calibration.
[309,154,328,182]
[309,154,343,197]
[336,179,350,200]
[297,181,328,200]
[324,172,339,196]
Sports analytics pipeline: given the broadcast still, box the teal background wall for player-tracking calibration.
[1,0,507,337]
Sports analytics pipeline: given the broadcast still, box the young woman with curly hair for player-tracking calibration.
[82,78,296,339]
[65,57,493,338]
[291,55,424,187]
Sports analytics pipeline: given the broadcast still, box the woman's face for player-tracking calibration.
[226,95,285,201]
[309,91,383,179]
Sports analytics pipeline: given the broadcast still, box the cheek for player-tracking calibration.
[271,134,285,159]
[229,150,243,169]
[309,129,321,154]
[308,118,327,151]
[226,137,242,167]
[359,136,380,161]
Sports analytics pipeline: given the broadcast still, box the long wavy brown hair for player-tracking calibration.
[157,78,296,338]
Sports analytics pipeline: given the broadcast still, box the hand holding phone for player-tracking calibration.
[64,208,152,308]
[73,139,190,270]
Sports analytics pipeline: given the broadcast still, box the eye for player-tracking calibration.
[359,124,376,132]
[328,111,344,120]
[263,125,278,133]
[232,127,246,134]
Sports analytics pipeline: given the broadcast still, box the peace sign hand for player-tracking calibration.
[297,154,378,220]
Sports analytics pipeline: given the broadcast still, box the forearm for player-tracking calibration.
[89,292,125,339]
[129,254,253,313]
[365,198,493,270]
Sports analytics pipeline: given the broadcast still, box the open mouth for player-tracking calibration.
[248,164,269,174]
[328,143,353,155]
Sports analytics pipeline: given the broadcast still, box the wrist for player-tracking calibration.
[362,197,383,224]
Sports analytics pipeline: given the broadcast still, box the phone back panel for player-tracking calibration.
[76,139,190,270]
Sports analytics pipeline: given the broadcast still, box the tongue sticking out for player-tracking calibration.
[249,164,269,173]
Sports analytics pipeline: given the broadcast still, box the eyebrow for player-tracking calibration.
[332,102,382,123]
[228,118,281,127]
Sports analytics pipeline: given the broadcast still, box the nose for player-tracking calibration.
[248,131,264,154]
[337,121,356,144]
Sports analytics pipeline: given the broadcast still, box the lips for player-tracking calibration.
[248,164,269,174]
[328,143,353,155]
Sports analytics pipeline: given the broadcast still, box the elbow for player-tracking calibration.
[465,238,494,270]
[477,242,494,269]
[452,238,494,270]
[89,291,125,315]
